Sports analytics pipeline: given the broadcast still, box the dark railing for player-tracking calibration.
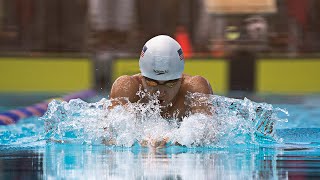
[1,0,320,56]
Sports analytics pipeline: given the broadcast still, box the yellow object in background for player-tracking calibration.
[257,59,320,94]
[184,59,228,94]
[0,57,93,93]
[112,59,140,81]
[2,56,320,94]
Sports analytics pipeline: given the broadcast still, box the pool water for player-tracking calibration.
[1,94,320,179]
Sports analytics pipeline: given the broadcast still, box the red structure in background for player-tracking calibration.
[286,0,309,29]
[175,26,193,59]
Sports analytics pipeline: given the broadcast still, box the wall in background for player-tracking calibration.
[256,59,320,94]
[1,57,320,94]
[0,57,93,92]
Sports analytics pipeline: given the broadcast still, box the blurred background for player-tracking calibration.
[0,0,320,106]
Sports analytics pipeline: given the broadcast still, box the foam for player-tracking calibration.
[40,91,288,148]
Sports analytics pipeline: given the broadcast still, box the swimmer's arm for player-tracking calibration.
[101,75,141,146]
[108,75,140,109]
[186,76,214,115]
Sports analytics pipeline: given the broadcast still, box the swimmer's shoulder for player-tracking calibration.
[110,74,142,102]
[181,74,213,94]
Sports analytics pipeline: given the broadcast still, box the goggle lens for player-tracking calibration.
[144,77,179,88]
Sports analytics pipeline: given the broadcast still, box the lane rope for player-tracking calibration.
[0,90,96,125]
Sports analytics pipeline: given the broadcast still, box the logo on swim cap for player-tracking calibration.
[140,45,148,58]
[177,48,184,61]
[153,69,168,75]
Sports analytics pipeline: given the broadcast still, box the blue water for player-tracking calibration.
[1,94,320,179]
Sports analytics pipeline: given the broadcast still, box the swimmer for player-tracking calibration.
[109,35,213,119]
[107,35,274,148]
[108,35,213,148]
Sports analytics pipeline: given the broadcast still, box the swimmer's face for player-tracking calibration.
[142,76,181,106]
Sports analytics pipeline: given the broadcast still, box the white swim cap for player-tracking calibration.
[139,35,185,81]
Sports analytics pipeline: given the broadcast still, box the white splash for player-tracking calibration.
[41,92,289,148]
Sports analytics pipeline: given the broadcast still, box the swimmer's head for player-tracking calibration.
[139,35,185,81]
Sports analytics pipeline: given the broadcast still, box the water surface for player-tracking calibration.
[1,94,320,179]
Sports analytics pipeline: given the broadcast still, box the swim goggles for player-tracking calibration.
[144,76,180,88]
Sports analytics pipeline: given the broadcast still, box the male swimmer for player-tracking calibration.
[109,35,213,119]
[107,35,273,147]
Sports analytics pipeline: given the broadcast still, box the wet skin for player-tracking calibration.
[109,73,213,119]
